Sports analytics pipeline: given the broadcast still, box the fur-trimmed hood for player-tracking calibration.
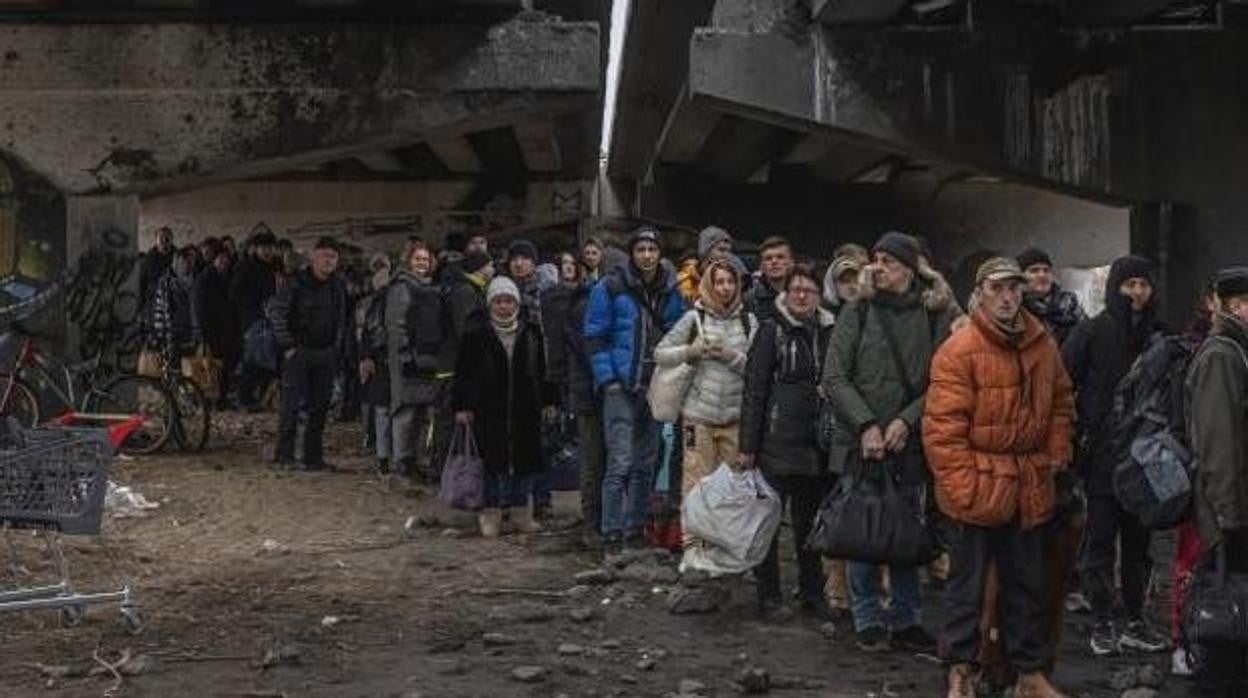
[856,258,962,315]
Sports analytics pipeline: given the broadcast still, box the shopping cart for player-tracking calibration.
[0,417,144,632]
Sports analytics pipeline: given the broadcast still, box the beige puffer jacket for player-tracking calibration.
[654,261,757,426]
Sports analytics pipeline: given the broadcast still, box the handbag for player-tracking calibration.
[806,453,939,566]
[136,349,163,378]
[1183,544,1248,649]
[181,345,223,399]
[243,319,278,372]
[438,424,485,511]
[646,312,704,423]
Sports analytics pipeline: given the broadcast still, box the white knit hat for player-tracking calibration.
[487,276,520,304]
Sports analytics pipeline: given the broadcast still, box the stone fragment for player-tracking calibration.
[738,666,771,694]
[569,607,595,623]
[575,568,615,585]
[511,665,549,683]
[678,678,707,695]
[483,633,518,646]
[557,643,585,656]
[635,657,656,671]
[1122,689,1158,698]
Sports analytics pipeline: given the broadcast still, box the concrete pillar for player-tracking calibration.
[64,195,141,362]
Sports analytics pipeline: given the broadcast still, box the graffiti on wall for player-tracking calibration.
[63,226,142,369]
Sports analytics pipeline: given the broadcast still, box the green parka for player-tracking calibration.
[1187,314,1248,547]
[820,262,961,485]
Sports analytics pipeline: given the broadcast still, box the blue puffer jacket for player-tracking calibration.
[584,263,686,392]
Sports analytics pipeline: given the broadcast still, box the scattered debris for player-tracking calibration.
[737,666,771,694]
[557,643,585,656]
[510,665,550,683]
[487,602,556,624]
[678,678,708,695]
[574,568,615,585]
[106,482,161,518]
[635,657,657,671]
[320,614,358,629]
[667,584,728,615]
[483,632,519,647]
[258,644,302,670]
[569,607,595,623]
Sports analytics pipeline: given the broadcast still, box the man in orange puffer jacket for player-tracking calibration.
[923,257,1075,698]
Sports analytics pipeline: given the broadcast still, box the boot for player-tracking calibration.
[1014,672,1066,698]
[947,663,976,698]
[478,509,502,539]
[510,505,544,534]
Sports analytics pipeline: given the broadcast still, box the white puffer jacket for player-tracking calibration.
[654,303,757,426]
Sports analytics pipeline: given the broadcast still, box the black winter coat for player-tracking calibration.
[540,282,582,385]
[268,269,348,356]
[444,274,487,352]
[1061,264,1166,496]
[193,267,239,362]
[230,254,278,333]
[740,303,836,478]
[139,248,173,308]
[451,321,558,477]
[357,288,391,407]
[564,285,596,416]
[743,281,781,327]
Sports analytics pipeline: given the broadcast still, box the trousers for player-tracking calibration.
[943,519,1050,673]
[1081,495,1152,621]
[275,349,335,466]
[755,473,830,604]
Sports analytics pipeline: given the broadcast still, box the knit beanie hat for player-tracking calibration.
[463,250,492,274]
[697,226,733,259]
[629,226,662,253]
[1016,247,1054,271]
[486,276,520,305]
[872,231,921,272]
[508,238,538,262]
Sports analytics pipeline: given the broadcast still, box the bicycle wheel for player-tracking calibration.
[169,374,210,453]
[86,375,174,455]
[0,374,40,427]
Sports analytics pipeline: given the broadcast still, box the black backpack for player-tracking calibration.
[1109,335,1198,529]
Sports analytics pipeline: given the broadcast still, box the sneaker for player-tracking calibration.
[892,624,938,654]
[1171,647,1194,677]
[1089,619,1118,657]
[1065,591,1092,614]
[1120,617,1168,653]
[856,626,891,653]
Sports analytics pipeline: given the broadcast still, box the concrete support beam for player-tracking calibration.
[0,18,599,194]
[1038,0,1180,25]
[810,0,911,24]
[513,121,564,173]
[651,85,722,172]
[428,137,483,174]
[356,151,405,174]
[686,25,1143,198]
[607,0,715,179]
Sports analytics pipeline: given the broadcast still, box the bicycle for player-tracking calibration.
[0,325,175,455]
[158,360,211,453]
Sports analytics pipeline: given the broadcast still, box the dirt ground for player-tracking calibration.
[0,415,1178,698]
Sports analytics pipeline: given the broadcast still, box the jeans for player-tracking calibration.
[756,473,830,605]
[848,560,922,632]
[373,406,392,460]
[578,411,605,532]
[484,473,533,510]
[391,405,433,477]
[275,349,335,466]
[943,519,1050,673]
[1081,495,1152,622]
[600,388,660,540]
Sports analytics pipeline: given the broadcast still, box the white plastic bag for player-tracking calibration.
[679,463,782,575]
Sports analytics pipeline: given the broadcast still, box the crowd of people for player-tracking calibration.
[133,222,1248,697]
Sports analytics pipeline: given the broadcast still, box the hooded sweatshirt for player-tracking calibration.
[654,259,757,425]
[1061,254,1166,495]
